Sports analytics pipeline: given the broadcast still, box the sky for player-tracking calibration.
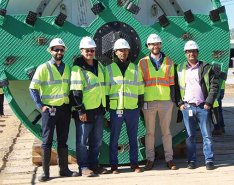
[221,0,234,29]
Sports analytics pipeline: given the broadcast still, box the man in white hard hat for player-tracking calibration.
[139,33,177,170]
[70,36,107,177]
[105,38,144,174]
[175,40,219,170]
[29,38,78,181]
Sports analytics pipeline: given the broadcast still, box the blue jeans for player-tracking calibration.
[75,114,103,170]
[182,104,214,163]
[217,89,225,128]
[109,109,140,166]
[41,104,71,150]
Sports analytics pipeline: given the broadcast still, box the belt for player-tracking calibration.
[186,102,205,107]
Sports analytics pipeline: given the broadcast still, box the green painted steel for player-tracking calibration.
[0,0,230,164]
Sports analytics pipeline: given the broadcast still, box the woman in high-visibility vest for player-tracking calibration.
[105,38,144,174]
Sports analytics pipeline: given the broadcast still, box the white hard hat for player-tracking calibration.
[184,40,199,51]
[147,34,162,44]
[47,38,67,52]
[113,38,130,50]
[79,36,96,49]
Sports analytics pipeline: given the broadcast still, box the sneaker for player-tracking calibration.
[166,160,177,170]
[110,166,119,174]
[206,162,215,170]
[90,166,108,174]
[187,161,196,169]
[144,160,154,171]
[81,168,97,177]
[130,164,142,173]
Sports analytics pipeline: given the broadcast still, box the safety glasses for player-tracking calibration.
[52,48,65,52]
[84,49,95,53]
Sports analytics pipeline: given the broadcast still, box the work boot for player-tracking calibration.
[166,160,177,170]
[110,165,119,174]
[38,148,51,182]
[81,168,97,177]
[57,147,78,177]
[206,162,215,170]
[130,164,142,173]
[144,160,154,171]
[90,165,108,174]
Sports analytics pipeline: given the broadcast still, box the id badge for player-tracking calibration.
[116,110,123,115]
[143,102,148,110]
[49,107,56,116]
[188,110,193,117]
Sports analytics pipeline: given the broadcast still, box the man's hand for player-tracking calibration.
[41,106,50,112]
[179,104,186,111]
[204,104,211,110]
[79,113,87,122]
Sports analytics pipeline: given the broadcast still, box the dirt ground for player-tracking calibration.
[0,101,21,173]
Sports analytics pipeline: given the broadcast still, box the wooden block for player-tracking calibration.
[32,137,76,166]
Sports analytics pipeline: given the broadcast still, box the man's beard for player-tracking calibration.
[151,48,160,55]
[54,54,64,61]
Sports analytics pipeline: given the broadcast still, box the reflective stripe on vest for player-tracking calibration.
[140,57,173,86]
[106,62,142,109]
[30,61,70,106]
[70,62,106,109]
[41,93,68,99]
[139,56,174,101]
[107,64,139,87]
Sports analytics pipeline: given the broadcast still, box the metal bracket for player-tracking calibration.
[91,2,105,15]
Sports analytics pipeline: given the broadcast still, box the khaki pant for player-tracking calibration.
[143,100,173,162]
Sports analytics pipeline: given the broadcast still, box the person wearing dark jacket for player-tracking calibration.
[175,40,219,170]
[70,36,107,177]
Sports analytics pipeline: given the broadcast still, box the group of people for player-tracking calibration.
[29,33,222,182]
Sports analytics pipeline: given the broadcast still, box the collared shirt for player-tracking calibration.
[150,53,162,70]
[50,58,65,76]
[183,62,205,105]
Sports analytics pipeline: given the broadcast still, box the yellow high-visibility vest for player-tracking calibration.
[70,62,106,110]
[29,61,70,106]
[105,62,144,110]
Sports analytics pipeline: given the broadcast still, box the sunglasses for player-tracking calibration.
[116,49,129,52]
[148,43,161,46]
[84,49,95,53]
[52,48,65,52]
